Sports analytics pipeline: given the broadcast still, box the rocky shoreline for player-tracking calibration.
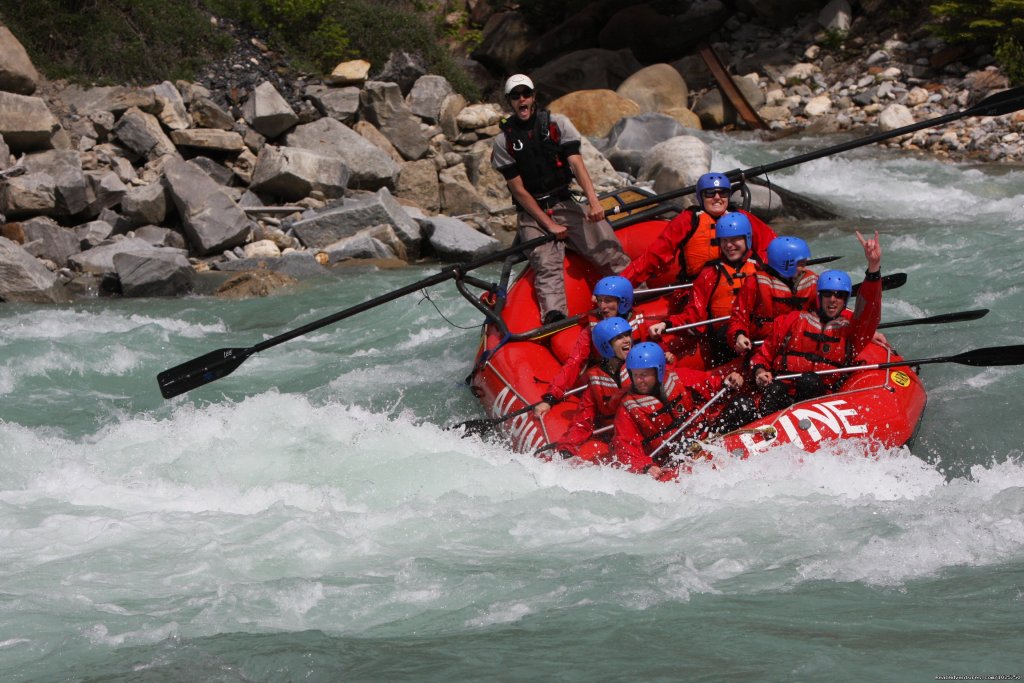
[0,2,1020,305]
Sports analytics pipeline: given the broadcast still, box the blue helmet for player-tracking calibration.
[817,270,852,298]
[715,212,752,251]
[696,172,731,211]
[593,275,634,315]
[592,317,633,359]
[626,341,666,384]
[766,236,811,278]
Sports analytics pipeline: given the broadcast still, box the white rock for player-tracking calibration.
[804,95,832,116]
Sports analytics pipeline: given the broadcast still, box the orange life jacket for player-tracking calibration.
[678,210,719,280]
[704,258,759,321]
[749,269,819,334]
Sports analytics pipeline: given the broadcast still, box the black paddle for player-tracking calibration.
[157,235,554,398]
[606,85,1024,216]
[877,308,988,330]
[776,344,1024,381]
[451,385,586,435]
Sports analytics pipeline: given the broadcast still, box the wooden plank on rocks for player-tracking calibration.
[698,42,769,131]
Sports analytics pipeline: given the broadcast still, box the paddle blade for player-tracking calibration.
[157,347,255,399]
[951,344,1024,367]
[969,85,1024,117]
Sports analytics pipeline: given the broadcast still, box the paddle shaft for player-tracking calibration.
[648,387,730,462]
[159,235,556,398]
[454,384,586,432]
[776,344,1024,381]
[608,86,1024,216]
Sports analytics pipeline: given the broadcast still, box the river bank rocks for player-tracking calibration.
[0,3,1021,304]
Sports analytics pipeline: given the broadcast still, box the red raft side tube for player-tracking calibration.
[714,341,928,459]
[470,219,677,453]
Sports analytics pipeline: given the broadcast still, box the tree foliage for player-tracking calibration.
[0,0,231,84]
[929,0,1024,83]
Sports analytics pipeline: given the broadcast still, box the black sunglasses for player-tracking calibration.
[509,89,534,101]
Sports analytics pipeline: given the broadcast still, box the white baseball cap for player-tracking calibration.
[504,74,535,96]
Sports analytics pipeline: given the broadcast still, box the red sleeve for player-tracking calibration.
[620,210,694,286]
[848,275,882,356]
[741,210,778,265]
[750,310,798,372]
[557,389,598,454]
[727,272,759,344]
[668,267,715,332]
[548,324,592,399]
[673,366,724,404]
[611,404,652,473]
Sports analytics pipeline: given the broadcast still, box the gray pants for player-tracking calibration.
[518,199,630,318]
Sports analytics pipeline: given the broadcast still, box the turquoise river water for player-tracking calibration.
[2,134,1024,681]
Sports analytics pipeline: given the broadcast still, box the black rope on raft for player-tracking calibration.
[417,288,478,330]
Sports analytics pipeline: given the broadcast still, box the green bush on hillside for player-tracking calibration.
[205,0,479,99]
[0,0,231,84]
[929,0,1024,83]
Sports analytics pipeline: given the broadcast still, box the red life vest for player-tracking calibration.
[776,310,856,377]
[747,268,819,338]
[618,373,697,459]
[583,363,631,421]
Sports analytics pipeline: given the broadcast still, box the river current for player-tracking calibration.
[2,133,1023,681]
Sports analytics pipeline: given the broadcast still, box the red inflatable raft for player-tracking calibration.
[468,218,927,462]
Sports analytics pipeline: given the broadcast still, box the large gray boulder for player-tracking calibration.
[304,84,360,123]
[84,169,128,216]
[250,145,349,201]
[598,113,690,176]
[0,91,59,151]
[290,188,421,259]
[242,81,298,139]
[0,25,41,95]
[68,236,185,274]
[21,216,81,266]
[163,157,253,255]
[285,117,398,190]
[59,85,157,115]
[636,135,712,199]
[169,129,245,152]
[121,182,168,227]
[0,171,56,216]
[114,251,195,297]
[395,158,440,214]
[359,81,430,160]
[148,81,191,131]
[438,163,490,217]
[0,236,69,303]
[321,224,407,262]
[23,150,89,216]
[189,97,235,130]
[420,215,500,262]
[406,75,454,123]
[113,107,177,160]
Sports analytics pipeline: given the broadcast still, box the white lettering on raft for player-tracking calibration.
[739,399,868,453]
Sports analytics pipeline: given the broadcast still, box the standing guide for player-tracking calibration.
[490,74,630,326]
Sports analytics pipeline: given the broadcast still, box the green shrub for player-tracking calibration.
[205,0,480,98]
[996,35,1024,84]
[0,0,231,84]
[929,0,1024,81]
